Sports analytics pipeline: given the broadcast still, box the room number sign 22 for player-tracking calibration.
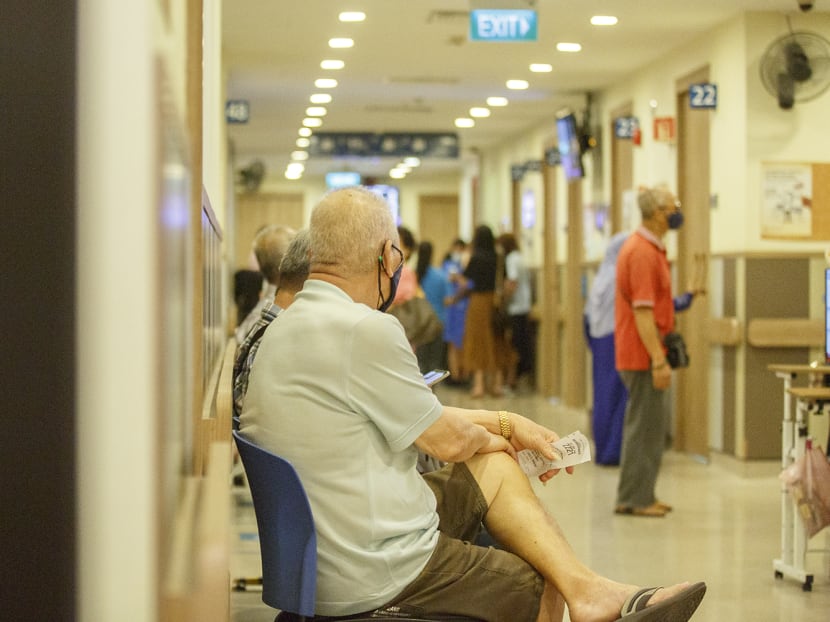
[689,83,717,109]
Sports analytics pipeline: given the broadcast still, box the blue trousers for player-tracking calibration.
[588,334,627,465]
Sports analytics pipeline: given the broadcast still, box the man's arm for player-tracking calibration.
[415,406,567,481]
[414,409,508,463]
[632,306,671,390]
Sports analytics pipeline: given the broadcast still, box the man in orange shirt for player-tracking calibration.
[614,186,685,517]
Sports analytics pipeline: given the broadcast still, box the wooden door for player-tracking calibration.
[675,67,712,460]
[610,102,634,233]
[418,194,459,265]
[234,192,304,269]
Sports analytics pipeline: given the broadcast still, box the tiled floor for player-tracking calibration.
[231,384,830,621]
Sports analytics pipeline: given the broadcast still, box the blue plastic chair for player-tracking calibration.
[232,431,480,622]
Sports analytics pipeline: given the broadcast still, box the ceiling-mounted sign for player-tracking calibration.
[225,100,250,124]
[544,147,561,166]
[470,9,537,42]
[614,116,639,139]
[689,83,718,109]
[307,132,459,158]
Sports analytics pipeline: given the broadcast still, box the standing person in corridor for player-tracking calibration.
[614,186,688,518]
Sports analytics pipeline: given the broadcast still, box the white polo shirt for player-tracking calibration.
[241,278,443,616]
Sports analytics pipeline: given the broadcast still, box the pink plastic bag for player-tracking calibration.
[780,442,830,538]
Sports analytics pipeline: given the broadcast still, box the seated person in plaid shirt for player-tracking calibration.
[233,229,310,418]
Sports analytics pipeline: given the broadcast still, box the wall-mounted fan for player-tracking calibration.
[237,160,265,192]
[760,30,830,109]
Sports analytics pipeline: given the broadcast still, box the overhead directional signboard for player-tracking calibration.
[470,9,537,42]
[307,132,459,158]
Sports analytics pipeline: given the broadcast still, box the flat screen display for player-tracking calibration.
[366,184,400,225]
[556,112,584,180]
[325,171,361,188]
[825,268,830,363]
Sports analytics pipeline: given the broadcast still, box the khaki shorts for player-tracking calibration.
[384,463,545,622]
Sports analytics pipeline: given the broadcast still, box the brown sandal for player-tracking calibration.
[615,503,667,517]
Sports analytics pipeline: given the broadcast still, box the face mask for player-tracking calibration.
[377,244,404,312]
[378,263,403,312]
[667,210,684,230]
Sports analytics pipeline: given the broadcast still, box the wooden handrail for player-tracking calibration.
[747,318,823,348]
[707,317,742,346]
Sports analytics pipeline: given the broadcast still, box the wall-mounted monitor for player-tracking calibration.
[366,184,400,225]
[325,171,361,188]
[825,267,829,363]
[556,111,585,180]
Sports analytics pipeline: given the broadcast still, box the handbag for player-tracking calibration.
[389,296,443,348]
[664,331,689,368]
[780,441,830,538]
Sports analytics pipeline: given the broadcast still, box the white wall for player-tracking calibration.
[596,12,830,256]
[745,12,830,254]
[77,1,159,619]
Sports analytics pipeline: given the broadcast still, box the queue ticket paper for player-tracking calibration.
[517,431,592,477]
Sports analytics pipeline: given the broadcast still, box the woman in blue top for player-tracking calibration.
[441,238,470,384]
[415,240,451,373]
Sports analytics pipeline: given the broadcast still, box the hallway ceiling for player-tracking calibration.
[223,0,818,182]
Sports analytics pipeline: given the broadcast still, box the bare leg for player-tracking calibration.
[465,452,694,622]
[490,369,504,396]
[447,344,462,380]
[470,369,485,398]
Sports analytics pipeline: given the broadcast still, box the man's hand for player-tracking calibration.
[651,361,672,390]
[503,412,575,482]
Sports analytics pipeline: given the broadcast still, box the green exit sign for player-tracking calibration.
[470,10,537,42]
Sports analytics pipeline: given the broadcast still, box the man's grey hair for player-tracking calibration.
[277,228,311,292]
[253,225,296,285]
[309,187,398,274]
[637,185,674,220]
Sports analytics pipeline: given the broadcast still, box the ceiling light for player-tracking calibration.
[290,151,309,161]
[403,157,421,167]
[310,93,332,104]
[314,78,338,88]
[320,59,345,70]
[305,106,327,116]
[303,117,323,127]
[339,11,366,22]
[328,38,354,49]
[455,118,475,128]
[285,170,303,180]
[530,63,553,73]
[298,127,312,137]
[296,137,310,148]
[556,42,582,52]
[389,169,406,179]
[506,79,529,90]
[286,162,304,173]
[470,107,490,118]
[591,15,618,26]
[487,96,508,107]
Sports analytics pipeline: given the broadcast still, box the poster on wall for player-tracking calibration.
[761,162,813,238]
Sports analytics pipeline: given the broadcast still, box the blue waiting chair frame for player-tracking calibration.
[232,431,481,622]
[233,430,317,616]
